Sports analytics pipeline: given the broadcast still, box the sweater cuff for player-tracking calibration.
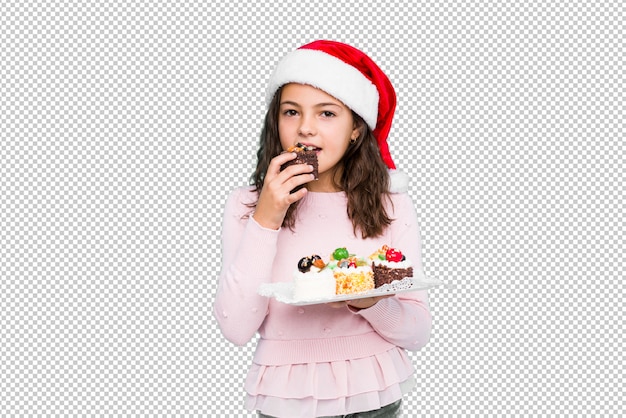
[355,297,402,328]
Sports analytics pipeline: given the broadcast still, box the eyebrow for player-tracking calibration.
[280,100,342,108]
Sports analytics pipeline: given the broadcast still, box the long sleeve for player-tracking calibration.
[356,292,431,351]
[354,192,432,351]
[212,187,280,346]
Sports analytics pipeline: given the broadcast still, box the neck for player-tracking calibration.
[307,167,343,192]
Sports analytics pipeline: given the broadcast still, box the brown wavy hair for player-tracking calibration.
[250,86,393,238]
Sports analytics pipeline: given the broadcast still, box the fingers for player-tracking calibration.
[345,295,393,310]
[284,182,310,203]
[252,153,315,229]
[327,295,392,310]
[285,170,316,194]
[265,152,315,195]
[267,152,314,181]
[267,152,299,177]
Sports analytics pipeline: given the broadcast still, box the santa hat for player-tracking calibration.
[266,40,408,192]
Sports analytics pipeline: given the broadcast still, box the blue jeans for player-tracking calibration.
[257,399,402,418]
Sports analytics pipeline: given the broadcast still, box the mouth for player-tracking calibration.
[296,142,321,153]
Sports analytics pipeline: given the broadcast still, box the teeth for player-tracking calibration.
[296,142,317,151]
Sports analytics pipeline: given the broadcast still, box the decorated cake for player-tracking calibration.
[329,247,375,295]
[369,245,414,288]
[291,255,335,301]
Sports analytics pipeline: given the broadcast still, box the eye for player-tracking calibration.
[321,111,336,118]
[283,109,299,117]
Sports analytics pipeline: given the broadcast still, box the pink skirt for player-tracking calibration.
[244,347,415,417]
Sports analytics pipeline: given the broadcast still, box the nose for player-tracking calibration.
[298,113,316,137]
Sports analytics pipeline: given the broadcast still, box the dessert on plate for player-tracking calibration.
[291,254,335,301]
[328,247,375,295]
[369,245,414,288]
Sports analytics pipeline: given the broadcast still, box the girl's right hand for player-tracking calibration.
[252,152,315,230]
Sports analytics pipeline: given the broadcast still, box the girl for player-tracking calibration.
[213,40,432,417]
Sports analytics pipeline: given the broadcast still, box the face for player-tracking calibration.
[278,83,360,191]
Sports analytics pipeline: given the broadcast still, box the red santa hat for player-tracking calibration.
[266,40,403,184]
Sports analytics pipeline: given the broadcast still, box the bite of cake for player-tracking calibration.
[279,143,319,192]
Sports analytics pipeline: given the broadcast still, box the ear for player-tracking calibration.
[350,128,360,141]
[350,123,363,141]
[351,116,366,140]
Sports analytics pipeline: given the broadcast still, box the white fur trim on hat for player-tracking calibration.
[388,169,409,193]
[266,49,379,130]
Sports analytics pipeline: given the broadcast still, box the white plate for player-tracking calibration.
[258,271,443,306]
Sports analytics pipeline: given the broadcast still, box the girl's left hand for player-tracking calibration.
[327,295,392,310]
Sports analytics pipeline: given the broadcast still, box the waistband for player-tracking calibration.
[252,332,396,366]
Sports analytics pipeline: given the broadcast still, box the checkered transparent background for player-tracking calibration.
[1,1,623,416]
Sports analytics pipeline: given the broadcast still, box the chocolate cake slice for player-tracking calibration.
[371,263,413,288]
[280,143,319,192]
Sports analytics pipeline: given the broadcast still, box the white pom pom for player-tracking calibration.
[388,169,409,193]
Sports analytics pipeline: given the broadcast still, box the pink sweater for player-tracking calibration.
[213,186,432,416]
